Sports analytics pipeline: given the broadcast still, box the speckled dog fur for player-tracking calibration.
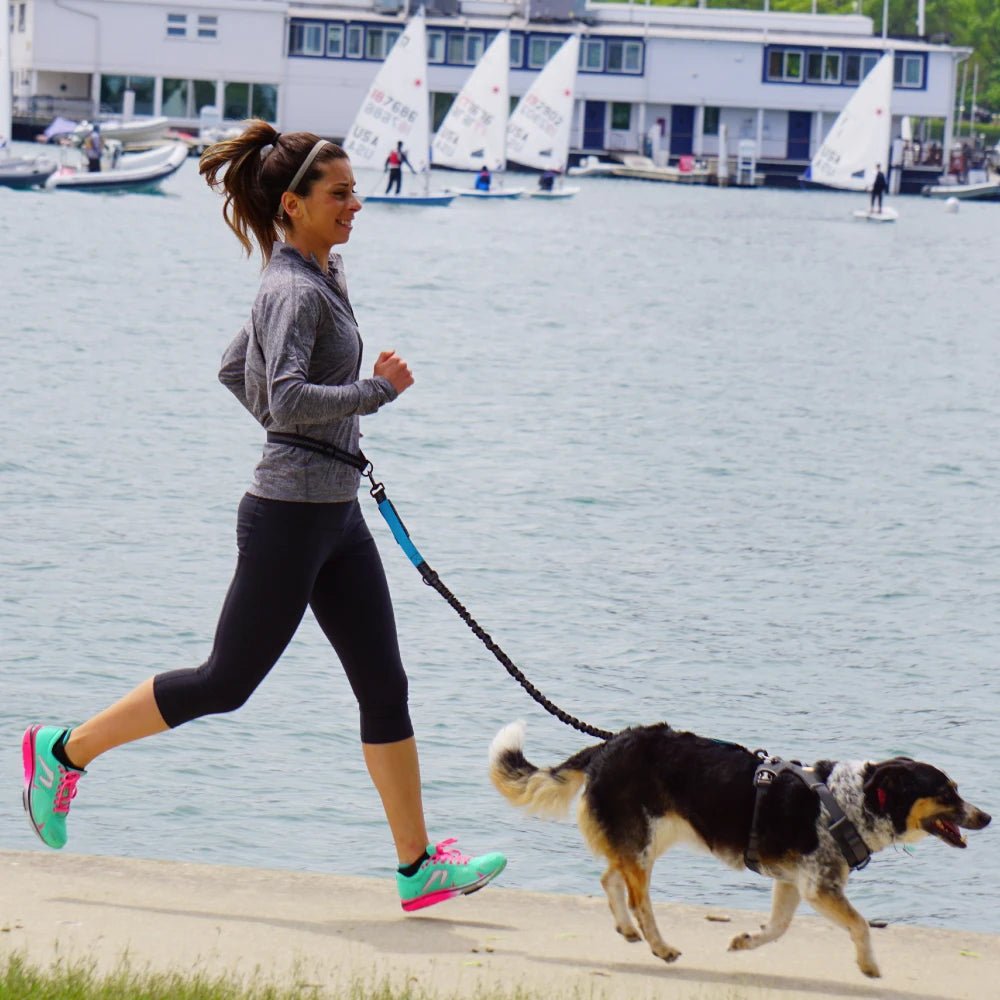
[489,721,990,978]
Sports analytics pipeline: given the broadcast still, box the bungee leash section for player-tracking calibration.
[266,432,614,742]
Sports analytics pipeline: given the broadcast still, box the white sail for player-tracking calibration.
[806,52,894,192]
[432,31,509,171]
[1,5,12,148]
[506,35,579,172]
[342,13,429,173]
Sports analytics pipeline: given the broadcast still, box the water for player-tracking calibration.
[2,155,998,933]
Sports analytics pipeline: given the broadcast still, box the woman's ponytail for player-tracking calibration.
[199,119,346,263]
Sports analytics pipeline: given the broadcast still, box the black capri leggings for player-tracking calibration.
[153,494,412,744]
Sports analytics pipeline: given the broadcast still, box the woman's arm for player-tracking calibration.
[256,284,398,426]
[218,321,254,414]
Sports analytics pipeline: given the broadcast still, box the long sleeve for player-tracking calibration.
[219,322,253,414]
[252,280,397,428]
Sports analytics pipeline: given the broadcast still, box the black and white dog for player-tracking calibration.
[489,721,990,978]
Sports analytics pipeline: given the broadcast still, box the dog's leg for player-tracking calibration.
[601,866,641,942]
[729,881,800,952]
[620,857,681,964]
[806,886,880,978]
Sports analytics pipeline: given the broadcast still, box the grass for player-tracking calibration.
[0,953,563,1000]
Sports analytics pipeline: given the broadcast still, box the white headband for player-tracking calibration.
[278,139,330,219]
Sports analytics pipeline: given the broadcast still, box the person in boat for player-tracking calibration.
[475,164,492,191]
[384,140,415,195]
[83,125,103,173]
[21,120,507,915]
[538,170,556,192]
[870,164,888,213]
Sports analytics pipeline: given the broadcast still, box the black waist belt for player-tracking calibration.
[266,431,368,472]
[745,756,871,874]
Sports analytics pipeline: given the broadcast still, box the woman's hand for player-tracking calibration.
[374,350,414,395]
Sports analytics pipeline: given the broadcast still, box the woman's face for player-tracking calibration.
[290,157,362,248]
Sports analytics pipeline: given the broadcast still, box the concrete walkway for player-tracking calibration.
[2,850,997,999]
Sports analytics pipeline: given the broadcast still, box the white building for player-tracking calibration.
[6,0,971,183]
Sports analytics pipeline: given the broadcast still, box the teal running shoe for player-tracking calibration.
[22,725,85,849]
[396,838,507,912]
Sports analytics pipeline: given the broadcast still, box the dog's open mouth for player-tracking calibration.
[924,816,967,847]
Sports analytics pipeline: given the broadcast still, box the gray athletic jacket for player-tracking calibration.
[219,243,398,502]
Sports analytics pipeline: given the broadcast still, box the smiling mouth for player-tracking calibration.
[924,816,967,848]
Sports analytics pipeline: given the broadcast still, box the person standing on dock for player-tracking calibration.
[870,163,888,213]
[21,120,507,915]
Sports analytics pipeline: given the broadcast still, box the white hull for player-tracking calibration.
[568,158,619,177]
[90,117,170,148]
[456,188,525,199]
[852,206,898,222]
[921,180,1000,201]
[610,155,709,184]
[527,187,579,199]
[48,141,187,191]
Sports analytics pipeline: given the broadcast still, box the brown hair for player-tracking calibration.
[199,119,348,262]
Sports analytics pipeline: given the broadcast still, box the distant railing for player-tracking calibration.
[13,95,109,123]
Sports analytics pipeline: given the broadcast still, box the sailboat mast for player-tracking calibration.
[1,0,13,148]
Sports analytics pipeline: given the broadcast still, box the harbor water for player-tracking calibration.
[1,157,998,933]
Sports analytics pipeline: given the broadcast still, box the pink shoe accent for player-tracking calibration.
[22,725,40,788]
[53,770,82,814]
[428,837,470,865]
[400,887,462,912]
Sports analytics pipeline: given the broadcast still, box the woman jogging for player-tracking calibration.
[22,120,506,913]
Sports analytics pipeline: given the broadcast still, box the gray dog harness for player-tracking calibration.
[745,756,871,874]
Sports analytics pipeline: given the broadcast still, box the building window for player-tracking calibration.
[166,13,187,39]
[895,54,923,88]
[580,39,604,72]
[766,48,803,82]
[843,52,879,84]
[447,32,464,64]
[607,40,642,74]
[17,2,25,32]
[346,25,363,58]
[289,21,324,57]
[100,74,155,115]
[703,106,720,136]
[610,102,631,131]
[806,51,841,84]
[464,33,484,65]
[510,33,524,68]
[365,27,400,60]
[197,15,218,40]
[528,36,563,69]
[161,78,217,117]
[327,24,344,57]
[223,82,278,121]
[428,30,445,64]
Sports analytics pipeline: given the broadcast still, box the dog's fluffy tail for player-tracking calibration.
[489,721,600,819]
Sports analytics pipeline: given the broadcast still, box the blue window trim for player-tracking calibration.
[761,45,928,92]
[287,18,644,75]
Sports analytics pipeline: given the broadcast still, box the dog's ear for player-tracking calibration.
[864,759,916,828]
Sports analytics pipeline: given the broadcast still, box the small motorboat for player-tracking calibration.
[567,155,619,177]
[0,155,57,189]
[47,141,188,193]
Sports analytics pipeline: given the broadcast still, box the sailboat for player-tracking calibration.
[342,11,453,206]
[507,35,581,199]
[0,8,55,188]
[801,51,898,220]
[431,31,524,199]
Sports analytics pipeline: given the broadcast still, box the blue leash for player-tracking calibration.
[266,432,613,741]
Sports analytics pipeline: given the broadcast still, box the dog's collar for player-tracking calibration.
[745,755,871,875]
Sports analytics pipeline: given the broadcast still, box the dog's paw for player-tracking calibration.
[859,960,881,979]
[651,944,681,964]
[728,932,756,952]
[616,925,641,943]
